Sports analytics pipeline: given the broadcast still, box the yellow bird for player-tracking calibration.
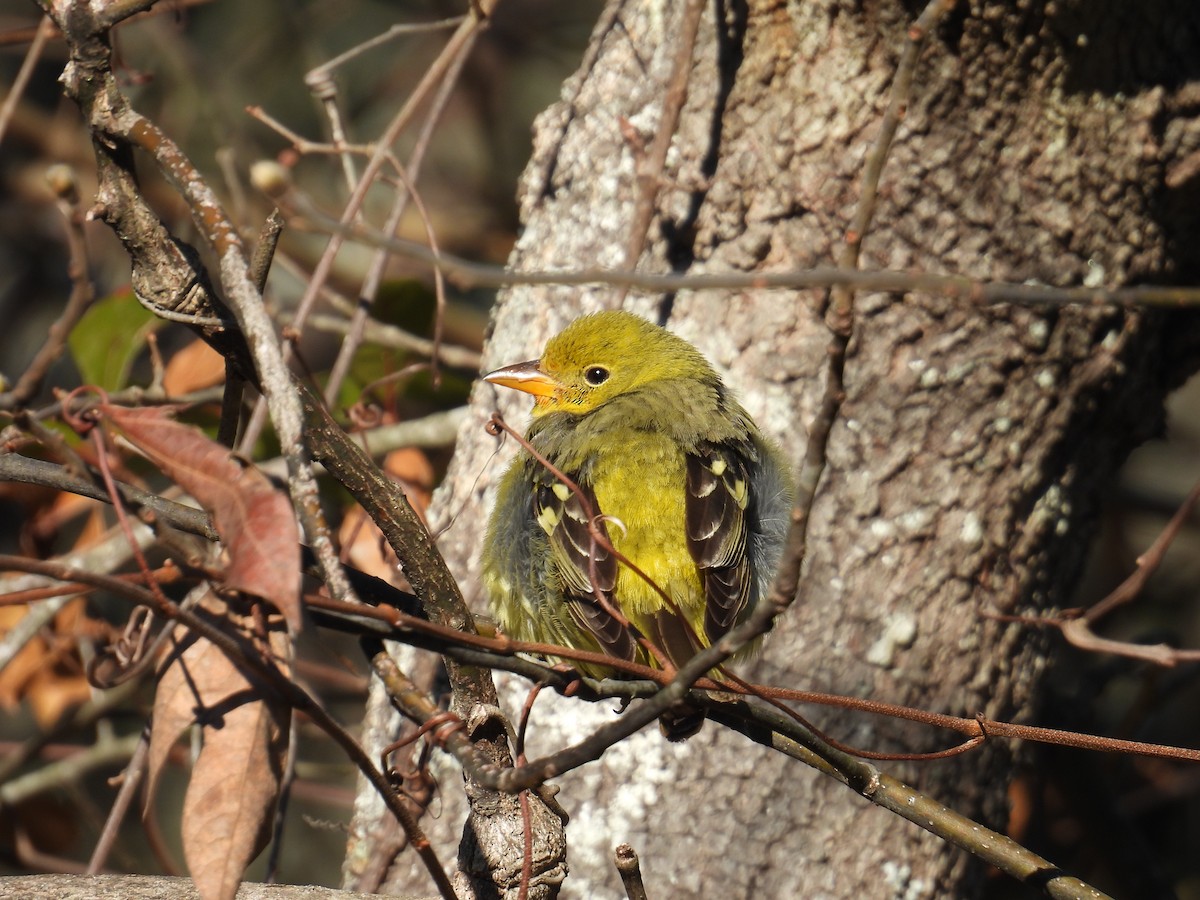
[481,310,792,737]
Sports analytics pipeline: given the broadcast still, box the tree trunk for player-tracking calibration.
[354,0,1200,896]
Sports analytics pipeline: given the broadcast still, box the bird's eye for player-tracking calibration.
[584,366,610,386]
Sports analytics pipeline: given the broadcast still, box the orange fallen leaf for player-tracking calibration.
[163,338,227,395]
[0,598,94,728]
[382,447,435,520]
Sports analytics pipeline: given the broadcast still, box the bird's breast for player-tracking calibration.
[588,433,702,620]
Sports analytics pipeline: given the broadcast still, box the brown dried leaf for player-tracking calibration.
[100,404,302,631]
[147,592,291,900]
[146,628,202,805]
[182,674,289,900]
[162,338,226,395]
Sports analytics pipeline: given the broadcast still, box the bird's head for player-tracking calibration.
[483,310,717,416]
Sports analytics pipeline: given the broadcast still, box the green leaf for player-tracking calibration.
[68,289,162,391]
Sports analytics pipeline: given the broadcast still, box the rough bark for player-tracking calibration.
[358,0,1200,896]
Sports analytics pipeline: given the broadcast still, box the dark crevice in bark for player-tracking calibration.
[1154,185,1200,284]
[1008,311,1171,616]
[660,0,749,298]
[1151,104,1200,285]
[1053,1,1200,95]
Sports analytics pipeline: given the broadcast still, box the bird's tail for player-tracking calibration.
[658,703,705,741]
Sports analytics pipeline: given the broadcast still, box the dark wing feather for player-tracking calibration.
[564,596,638,662]
[534,477,636,661]
[686,445,753,642]
[648,609,702,669]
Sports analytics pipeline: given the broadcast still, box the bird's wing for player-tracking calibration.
[534,477,637,662]
[685,444,753,642]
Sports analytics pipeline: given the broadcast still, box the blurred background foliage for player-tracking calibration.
[1,1,1199,896]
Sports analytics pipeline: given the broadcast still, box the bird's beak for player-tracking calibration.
[483,359,558,398]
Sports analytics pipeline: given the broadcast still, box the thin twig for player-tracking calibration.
[283,4,493,399]
[88,421,181,614]
[0,14,53,146]
[272,188,1200,307]
[13,384,224,428]
[1058,619,1200,665]
[518,788,533,900]
[0,676,143,786]
[514,683,545,900]
[1085,477,1200,623]
[86,727,150,873]
[305,592,1200,766]
[13,408,94,481]
[0,0,219,40]
[264,714,300,883]
[322,29,472,402]
[614,843,649,900]
[304,313,483,370]
[307,16,466,87]
[0,730,143,808]
[247,105,380,159]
